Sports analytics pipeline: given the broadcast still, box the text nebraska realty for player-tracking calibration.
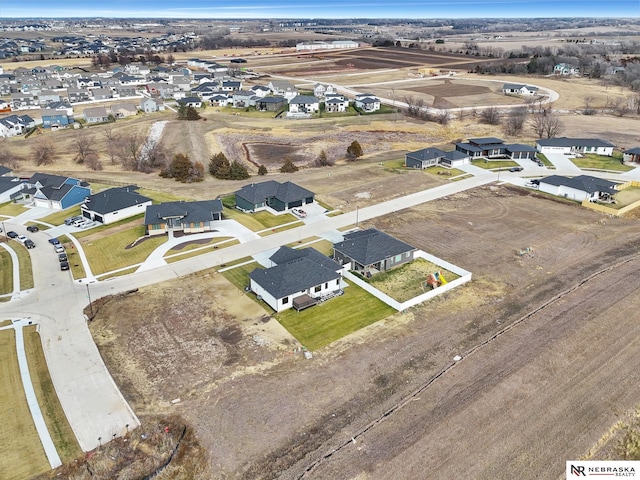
[572,464,636,476]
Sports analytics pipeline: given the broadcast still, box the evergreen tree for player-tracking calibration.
[280,157,299,173]
[346,141,363,161]
[229,160,250,180]
[258,164,268,175]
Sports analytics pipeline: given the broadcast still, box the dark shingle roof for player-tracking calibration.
[0,165,11,176]
[83,187,151,215]
[468,137,505,146]
[536,137,614,148]
[289,95,319,104]
[406,147,446,162]
[29,173,75,189]
[249,247,341,299]
[235,181,314,206]
[540,175,618,194]
[144,199,223,224]
[505,144,537,152]
[624,147,640,155]
[333,228,416,266]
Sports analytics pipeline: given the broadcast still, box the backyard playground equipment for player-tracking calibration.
[423,271,448,290]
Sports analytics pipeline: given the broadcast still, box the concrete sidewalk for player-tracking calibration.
[0,320,62,468]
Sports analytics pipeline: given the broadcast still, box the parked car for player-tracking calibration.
[17,235,28,244]
[64,216,83,226]
[79,221,95,229]
[54,245,65,254]
[26,225,39,232]
[48,238,60,245]
[24,239,35,249]
[60,261,70,271]
[7,231,18,238]
[509,166,524,172]
[58,253,68,262]
[291,208,307,218]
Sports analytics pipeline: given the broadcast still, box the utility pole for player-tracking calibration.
[86,283,93,318]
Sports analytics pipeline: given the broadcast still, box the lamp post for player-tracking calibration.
[1,222,5,242]
[86,284,93,318]
[356,205,359,227]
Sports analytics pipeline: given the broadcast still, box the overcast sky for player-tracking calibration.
[1,0,638,18]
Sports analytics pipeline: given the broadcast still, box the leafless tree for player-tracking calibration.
[118,133,145,170]
[582,96,596,115]
[503,107,528,136]
[85,154,103,171]
[435,109,451,125]
[0,139,21,168]
[32,137,56,166]
[140,138,169,172]
[530,110,564,138]
[73,130,96,164]
[611,97,630,117]
[480,107,501,125]
[632,94,640,115]
[102,124,120,165]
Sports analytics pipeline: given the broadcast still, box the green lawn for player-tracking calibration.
[209,105,282,118]
[535,153,554,167]
[276,280,396,350]
[165,237,239,263]
[471,159,519,170]
[571,153,634,172]
[10,241,34,290]
[426,166,466,177]
[258,221,303,236]
[79,226,167,275]
[136,188,191,203]
[223,207,299,232]
[0,329,50,480]
[382,158,405,169]
[0,249,12,294]
[315,199,335,211]
[0,201,28,217]
[366,258,459,302]
[23,326,82,463]
[39,207,81,226]
[221,261,263,291]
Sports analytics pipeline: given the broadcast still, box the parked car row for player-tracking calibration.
[64,215,95,229]
[49,237,69,270]
[6,231,36,249]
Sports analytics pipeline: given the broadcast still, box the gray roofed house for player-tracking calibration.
[536,137,615,156]
[83,106,110,123]
[235,180,315,213]
[0,175,24,203]
[23,172,91,210]
[249,246,343,312]
[502,83,539,95]
[537,175,619,202]
[405,147,448,169]
[144,199,223,236]
[0,165,11,176]
[333,228,416,275]
[256,96,287,111]
[455,137,537,160]
[81,186,152,224]
[288,95,320,114]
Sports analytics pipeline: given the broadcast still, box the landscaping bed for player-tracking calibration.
[365,258,460,303]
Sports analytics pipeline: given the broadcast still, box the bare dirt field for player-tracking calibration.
[89,184,640,479]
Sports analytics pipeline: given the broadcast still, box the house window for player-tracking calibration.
[395,254,402,262]
[325,283,328,288]
[282,296,289,304]
[336,279,340,285]
[314,285,321,293]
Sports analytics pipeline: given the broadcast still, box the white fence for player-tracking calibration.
[343,250,472,312]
